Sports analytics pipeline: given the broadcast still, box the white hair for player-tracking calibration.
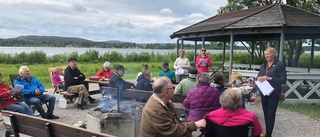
[19,66,29,75]
[103,61,110,67]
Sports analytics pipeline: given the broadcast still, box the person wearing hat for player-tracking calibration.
[109,65,135,90]
[158,62,176,84]
[174,68,197,96]
[173,49,190,83]
[64,58,98,110]
[136,64,152,82]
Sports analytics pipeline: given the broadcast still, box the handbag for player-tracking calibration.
[279,92,285,102]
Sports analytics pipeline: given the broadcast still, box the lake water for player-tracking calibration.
[0,47,319,56]
[0,47,234,56]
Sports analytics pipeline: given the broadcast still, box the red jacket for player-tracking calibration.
[206,108,263,137]
[0,82,19,109]
[96,69,114,79]
[195,55,212,73]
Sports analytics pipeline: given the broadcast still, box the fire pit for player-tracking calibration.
[86,95,143,137]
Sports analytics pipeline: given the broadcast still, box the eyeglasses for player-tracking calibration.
[166,86,175,90]
[201,50,206,51]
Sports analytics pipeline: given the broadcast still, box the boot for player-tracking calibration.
[88,96,98,104]
[76,103,84,110]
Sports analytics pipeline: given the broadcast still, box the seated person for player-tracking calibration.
[51,66,65,91]
[210,72,227,92]
[135,70,153,91]
[174,68,197,96]
[183,73,221,122]
[135,70,153,102]
[158,62,176,84]
[14,66,59,119]
[136,64,152,82]
[96,61,114,80]
[64,58,98,110]
[205,90,262,137]
[109,65,135,89]
[0,72,34,116]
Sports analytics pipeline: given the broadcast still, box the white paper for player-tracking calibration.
[177,67,184,74]
[12,85,24,94]
[255,80,274,96]
[200,59,206,66]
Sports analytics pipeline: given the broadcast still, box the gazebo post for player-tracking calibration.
[223,41,226,72]
[229,34,234,82]
[194,41,197,63]
[176,39,180,58]
[309,38,315,72]
[250,41,255,69]
[202,37,205,48]
[279,32,285,62]
[181,39,184,49]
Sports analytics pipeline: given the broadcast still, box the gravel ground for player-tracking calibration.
[1,83,320,137]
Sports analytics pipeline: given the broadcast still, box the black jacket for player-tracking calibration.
[135,78,153,91]
[258,59,287,96]
[109,73,134,89]
[64,66,85,91]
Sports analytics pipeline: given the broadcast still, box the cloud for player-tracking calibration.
[0,0,228,43]
[160,8,173,14]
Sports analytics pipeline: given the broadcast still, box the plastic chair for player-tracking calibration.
[200,118,254,137]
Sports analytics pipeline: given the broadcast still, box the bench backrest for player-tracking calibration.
[9,74,20,87]
[100,86,186,103]
[1,110,115,137]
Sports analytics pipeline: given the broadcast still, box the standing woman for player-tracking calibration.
[195,47,212,73]
[257,47,287,137]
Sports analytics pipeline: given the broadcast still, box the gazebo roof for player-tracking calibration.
[170,4,320,41]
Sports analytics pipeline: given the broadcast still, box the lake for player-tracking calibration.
[1,47,319,56]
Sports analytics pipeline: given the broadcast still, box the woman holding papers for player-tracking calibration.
[257,47,287,137]
[0,72,34,116]
[196,47,212,73]
[173,49,190,83]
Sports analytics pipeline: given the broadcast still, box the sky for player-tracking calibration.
[0,0,228,43]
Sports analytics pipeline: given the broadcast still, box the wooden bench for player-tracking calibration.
[100,86,187,110]
[59,89,101,100]
[1,110,115,137]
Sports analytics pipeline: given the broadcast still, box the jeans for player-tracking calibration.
[4,102,34,116]
[26,94,56,117]
[261,93,279,137]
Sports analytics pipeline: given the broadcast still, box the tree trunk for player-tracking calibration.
[293,40,303,67]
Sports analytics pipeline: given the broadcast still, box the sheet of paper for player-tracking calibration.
[255,80,274,96]
[12,85,24,94]
[177,67,184,74]
[200,59,206,66]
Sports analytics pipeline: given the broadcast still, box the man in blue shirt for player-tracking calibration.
[158,62,176,84]
[14,66,59,119]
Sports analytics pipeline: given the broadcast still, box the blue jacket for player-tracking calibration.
[158,69,176,84]
[14,76,45,99]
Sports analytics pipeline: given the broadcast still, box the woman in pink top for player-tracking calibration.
[52,66,65,90]
[195,47,212,73]
[205,90,262,137]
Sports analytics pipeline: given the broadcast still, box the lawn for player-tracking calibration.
[0,62,165,88]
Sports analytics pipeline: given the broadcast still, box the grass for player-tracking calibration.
[0,62,167,88]
[278,102,320,119]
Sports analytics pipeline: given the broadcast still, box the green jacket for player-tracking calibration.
[158,69,176,83]
[174,77,197,95]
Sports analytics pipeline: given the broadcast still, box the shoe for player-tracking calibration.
[89,98,99,104]
[47,114,59,119]
[76,104,84,110]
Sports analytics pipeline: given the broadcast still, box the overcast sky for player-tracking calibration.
[0,0,228,43]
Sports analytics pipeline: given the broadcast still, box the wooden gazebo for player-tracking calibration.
[170,3,320,102]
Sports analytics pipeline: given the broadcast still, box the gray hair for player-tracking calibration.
[266,47,278,58]
[143,70,151,77]
[197,73,211,85]
[153,77,170,94]
[19,66,29,75]
[103,61,110,67]
[220,90,242,110]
